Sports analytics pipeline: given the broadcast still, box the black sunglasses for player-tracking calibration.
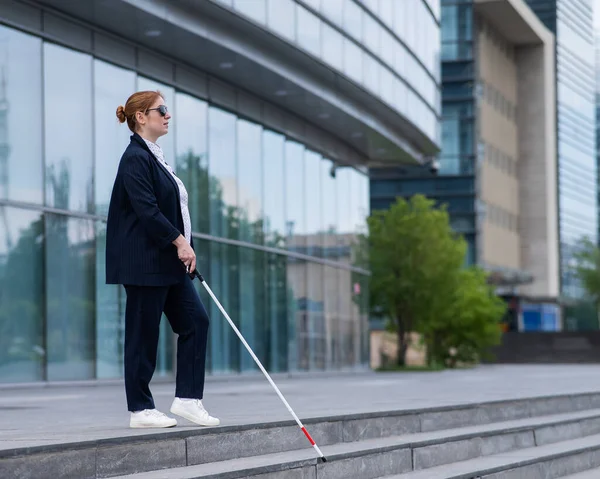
[146,105,169,116]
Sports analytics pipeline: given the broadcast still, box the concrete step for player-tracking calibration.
[384,433,600,479]
[109,431,600,479]
[3,392,600,479]
[561,468,600,478]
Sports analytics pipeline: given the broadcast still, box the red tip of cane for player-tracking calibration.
[301,426,316,446]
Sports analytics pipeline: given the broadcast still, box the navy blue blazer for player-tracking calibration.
[105,133,192,286]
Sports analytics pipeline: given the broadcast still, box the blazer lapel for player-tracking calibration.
[131,133,181,203]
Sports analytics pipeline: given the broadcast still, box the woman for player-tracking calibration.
[106,90,219,429]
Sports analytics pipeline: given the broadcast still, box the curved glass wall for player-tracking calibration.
[0,24,370,382]
[214,0,441,144]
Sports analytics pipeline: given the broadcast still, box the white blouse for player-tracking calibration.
[143,139,192,245]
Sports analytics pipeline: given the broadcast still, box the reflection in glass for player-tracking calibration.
[0,26,43,204]
[208,107,238,240]
[323,264,339,368]
[267,0,295,41]
[304,150,322,257]
[44,43,93,212]
[306,262,325,370]
[321,158,337,260]
[239,246,265,372]
[96,221,125,378]
[297,4,321,58]
[237,119,263,244]
[94,60,136,215]
[285,141,306,246]
[46,214,95,380]
[208,242,240,373]
[175,93,209,235]
[263,130,286,248]
[267,252,288,372]
[0,207,44,382]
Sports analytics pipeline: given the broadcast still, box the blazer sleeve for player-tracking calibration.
[121,153,181,249]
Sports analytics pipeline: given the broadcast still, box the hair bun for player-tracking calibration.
[116,105,126,123]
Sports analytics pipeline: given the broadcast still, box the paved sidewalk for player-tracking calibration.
[1,365,600,451]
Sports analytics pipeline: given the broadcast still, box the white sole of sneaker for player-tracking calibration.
[129,421,177,429]
[170,407,220,427]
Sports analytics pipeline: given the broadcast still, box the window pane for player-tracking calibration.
[324,265,340,368]
[344,39,364,84]
[0,207,44,382]
[304,150,322,256]
[175,92,209,235]
[286,256,304,371]
[285,140,306,255]
[343,0,364,42]
[208,242,240,372]
[321,158,337,259]
[95,220,125,379]
[137,77,175,168]
[267,0,295,41]
[44,44,93,212]
[380,67,394,107]
[239,246,265,372]
[394,77,408,115]
[380,29,395,67]
[364,53,380,94]
[234,0,266,23]
[237,119,263,243]
[322,23,344,72]
[363,12,381,55]
[266,252,288,372]
[263,130,286,247]
[208,107,238,239]
[297,5,321,58]
[321,0,343,26]
[0,26,43,204]
[46,214,95,380]
[94,60,136,216]
[306,262,325,369]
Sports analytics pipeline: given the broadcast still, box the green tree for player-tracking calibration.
[367,194,466,366]
[421,267,504,367]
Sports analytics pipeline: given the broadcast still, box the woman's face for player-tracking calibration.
[137,97,171,141]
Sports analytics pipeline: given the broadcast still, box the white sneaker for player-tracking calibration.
[129,408,177,428]
[170,398,220,427]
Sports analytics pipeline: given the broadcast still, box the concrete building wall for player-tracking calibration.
[516,39,559,299]
[474,0,558,300]
[477,18,522,271]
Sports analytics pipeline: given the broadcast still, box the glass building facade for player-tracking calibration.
[525,0,598,297]
[220,0,441,143]
[370,0,472,263]
[0,10,377,382]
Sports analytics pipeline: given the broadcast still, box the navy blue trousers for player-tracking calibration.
[123,276,209,411]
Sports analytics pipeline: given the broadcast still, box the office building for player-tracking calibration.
[524,0,598,302]
[371,0,560,331]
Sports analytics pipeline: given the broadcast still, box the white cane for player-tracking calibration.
[192,269,328,462]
